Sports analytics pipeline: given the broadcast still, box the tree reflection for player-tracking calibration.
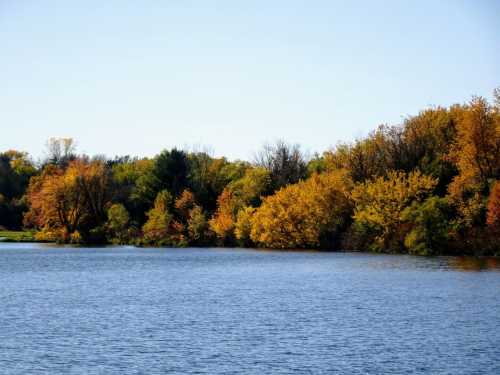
[448,257,500,271]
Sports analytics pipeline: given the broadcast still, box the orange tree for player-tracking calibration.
[209,167,270,244]
[24,159,111,242]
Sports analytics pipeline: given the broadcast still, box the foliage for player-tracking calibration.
[234,206,256,246]
[187,153,249,212]
[449,97,500,191]
[487,181,500,232]
[173,189,209,245]
[0,150,35,229]
[175,189,196,221]
[351,171,437,252]
[153,149,190,198]
[187,205,209,245]
[250,170,353,249]
[106,204,130,244]
[209,189,236,244]
[142,190,173,246]
[446,97,500,232]
[1,89,499,255]
[24,160,111,242]
[402,197,451,255]
[209,167,271,244]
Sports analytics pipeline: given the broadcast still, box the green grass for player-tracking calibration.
[0,230,36,242]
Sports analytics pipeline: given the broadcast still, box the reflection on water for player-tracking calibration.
[447,256,500,271]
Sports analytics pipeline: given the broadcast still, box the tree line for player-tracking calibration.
[1,90,499,255]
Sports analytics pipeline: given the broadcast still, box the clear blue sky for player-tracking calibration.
[1,1,499,161]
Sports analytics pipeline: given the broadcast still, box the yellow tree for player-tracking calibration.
[209,189,236,242]
[351,171,437,252]
[250,170,353,249]
[449,97,500,186]
[234,206,256,246]
[446,97,500,229]
[142,190,173,245]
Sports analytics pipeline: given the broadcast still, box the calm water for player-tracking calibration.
[0,244,499,374]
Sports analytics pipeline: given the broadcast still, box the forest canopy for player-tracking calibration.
[1,90,499,255]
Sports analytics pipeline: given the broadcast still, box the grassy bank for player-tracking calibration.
[0,231,36,242]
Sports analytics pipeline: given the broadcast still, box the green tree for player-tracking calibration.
[106,203,130,244]
[402,197,451,255]
[188,153,250,212]
[0,150,36,229]
[155,148,190,197]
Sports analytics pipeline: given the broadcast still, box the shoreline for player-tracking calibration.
[1,234,498,258]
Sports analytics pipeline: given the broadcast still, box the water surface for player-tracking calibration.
[1,243,499,374]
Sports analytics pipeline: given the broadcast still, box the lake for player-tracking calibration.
[0,243,499,374]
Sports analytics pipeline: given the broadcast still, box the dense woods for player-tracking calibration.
[1,91,499,255]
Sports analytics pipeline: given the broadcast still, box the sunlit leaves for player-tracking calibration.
[250,170,353,249]
[351,171,437,252]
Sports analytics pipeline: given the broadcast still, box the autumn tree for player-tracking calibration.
[447,96,500,230]
[234,206,256,246]
[209,167,270,244]
[142,190,173,245]
[175,189,196,221]
[187,205,208,245]
[171,189,209,245]
[24,159,111,242]
[351,171,437,252]
[486,181,500,233]
[250,170,353,249]
[74,159,111,226]
[24,165,85,242]
[325,126,407,182]
[5,90,500,253]
[402,107,458,194]
[226,167,271,206]
[209,189,237,243]
[451,97,500,186]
